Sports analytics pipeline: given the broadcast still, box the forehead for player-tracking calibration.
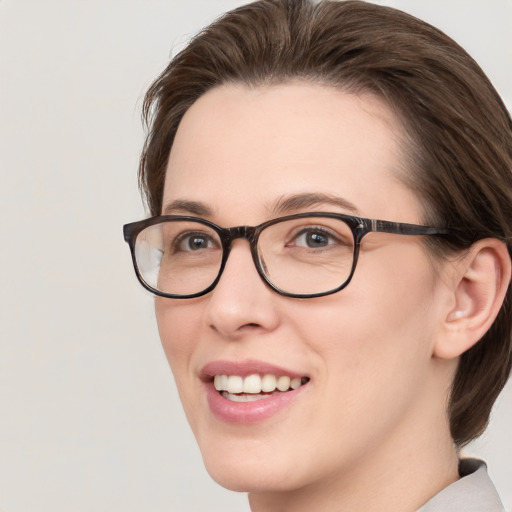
[164,82,421,224]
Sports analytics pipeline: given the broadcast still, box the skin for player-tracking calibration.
[155,82,466,512]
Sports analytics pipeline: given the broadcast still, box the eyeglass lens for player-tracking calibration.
[134,217,355,296]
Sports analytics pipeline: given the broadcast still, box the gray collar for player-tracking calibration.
[417,459,505,512]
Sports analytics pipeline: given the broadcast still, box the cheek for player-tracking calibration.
[293,245,439,417]
[155,298,212,439]
[155,299,199,386]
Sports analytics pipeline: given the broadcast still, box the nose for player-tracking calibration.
[203,239,280,339]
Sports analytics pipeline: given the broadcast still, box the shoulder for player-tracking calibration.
[417,458,505,512]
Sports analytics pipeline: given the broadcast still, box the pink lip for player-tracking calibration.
[201,359,309,425]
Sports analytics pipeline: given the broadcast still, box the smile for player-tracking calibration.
[214,374,310,401]
[202,361,310,423]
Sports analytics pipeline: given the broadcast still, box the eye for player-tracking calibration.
[288,227,340,249]
[175,231,217,252]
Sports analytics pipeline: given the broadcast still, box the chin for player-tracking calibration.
[198,437,306,493]
[207,467,264,493]
[204,461,296,493]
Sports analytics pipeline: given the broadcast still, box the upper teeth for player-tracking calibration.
[214,374,304,394]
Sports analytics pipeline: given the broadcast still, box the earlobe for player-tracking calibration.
[434,239,511,360]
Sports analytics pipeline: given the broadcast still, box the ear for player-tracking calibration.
[434,238,511,360]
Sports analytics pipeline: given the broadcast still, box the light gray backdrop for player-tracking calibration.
[0,1,510,511]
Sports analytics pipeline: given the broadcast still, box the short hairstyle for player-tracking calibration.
[138,0,512,446]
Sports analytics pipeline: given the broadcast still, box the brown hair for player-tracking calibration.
[138,0,512,446]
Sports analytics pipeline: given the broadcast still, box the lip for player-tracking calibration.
[201,359,309,424]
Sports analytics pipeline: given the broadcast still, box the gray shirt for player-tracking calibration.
[417,459,505,512]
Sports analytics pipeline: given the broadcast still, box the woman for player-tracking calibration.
[124,1,512,510]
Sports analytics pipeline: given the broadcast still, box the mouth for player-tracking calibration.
[213,374,310,402]
[201,360,311,423]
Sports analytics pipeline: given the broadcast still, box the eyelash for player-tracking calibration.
[173,231,217,252]
[287,226,345,248]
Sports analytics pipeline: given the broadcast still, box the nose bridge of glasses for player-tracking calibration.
[222,225,260,271]
[220,225,262,283]
[225,225,258,245]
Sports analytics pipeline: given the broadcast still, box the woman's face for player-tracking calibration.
[156,83,450,493]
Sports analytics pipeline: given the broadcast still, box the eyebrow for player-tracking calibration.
[162,199,213,216]
[161,192,360,219]
[270,193,360,216]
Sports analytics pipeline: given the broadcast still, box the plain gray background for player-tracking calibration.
[0,1,510,511]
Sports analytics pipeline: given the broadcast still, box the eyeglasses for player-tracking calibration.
[123,212,452,299]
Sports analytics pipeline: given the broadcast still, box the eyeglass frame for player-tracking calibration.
[123,212,454,299]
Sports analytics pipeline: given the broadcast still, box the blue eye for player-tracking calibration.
[176,232,216,252]
[292,228,338,248]
[304,231,329,247]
